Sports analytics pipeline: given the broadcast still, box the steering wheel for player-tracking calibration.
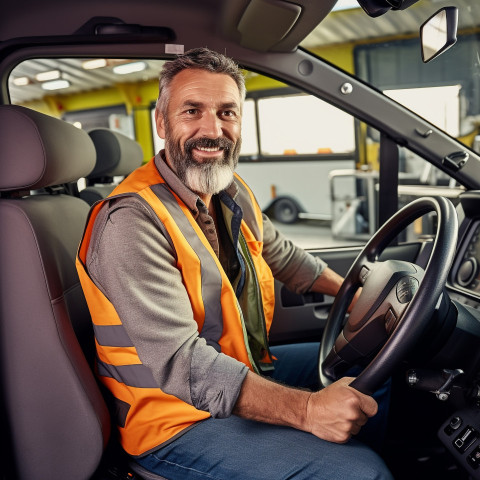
[319,196,458,395]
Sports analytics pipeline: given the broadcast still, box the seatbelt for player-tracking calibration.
[378,133,399,229]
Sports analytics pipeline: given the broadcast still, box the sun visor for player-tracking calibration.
[222,0,337,53]
[237,0,301,51]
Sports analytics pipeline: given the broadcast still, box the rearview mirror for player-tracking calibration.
[420,6,458,63]
[357,0,420,18]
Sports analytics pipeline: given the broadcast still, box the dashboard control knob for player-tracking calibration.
[444,415,463,436]
[457,257,477,287]
[450,416,462,430]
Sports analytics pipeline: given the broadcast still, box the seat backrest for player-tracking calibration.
[0,105,110,480]
[79,128,143,205]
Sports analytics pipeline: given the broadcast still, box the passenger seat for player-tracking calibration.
[0,105,171,480]
[80,128,143,205]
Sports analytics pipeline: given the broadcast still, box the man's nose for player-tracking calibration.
[198,112,223,138]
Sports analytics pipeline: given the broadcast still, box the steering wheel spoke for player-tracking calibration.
[322,339,354,383]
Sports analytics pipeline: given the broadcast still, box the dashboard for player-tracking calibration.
[438,190,480,479]
[449,191,480,310]
[456,222,480,292]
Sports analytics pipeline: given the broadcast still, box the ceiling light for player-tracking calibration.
[112,61,147,75]
[12,76,30,86]
[82,59,108,70]
[35,70,61,82]
[41,79,70,91]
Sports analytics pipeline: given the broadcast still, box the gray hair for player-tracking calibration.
[156,47,246,117]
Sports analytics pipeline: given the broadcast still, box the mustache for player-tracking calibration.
[184,136,234,153]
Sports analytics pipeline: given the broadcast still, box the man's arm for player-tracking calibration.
[261,214,328,294]
[308,265,345,297]
[309,266,361,311]
[261,215,360,309]
[234,371,377,443]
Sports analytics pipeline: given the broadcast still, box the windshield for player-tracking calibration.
[300,0,480,153]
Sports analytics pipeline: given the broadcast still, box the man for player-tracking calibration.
[77,48,392,479]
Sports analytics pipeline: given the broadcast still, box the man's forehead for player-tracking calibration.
[169,69,241,106]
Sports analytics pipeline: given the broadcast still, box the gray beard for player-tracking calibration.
[165,134,241,196]
[183,161,236,195]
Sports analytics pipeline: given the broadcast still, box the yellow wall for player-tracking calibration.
[21,79,159,162]
[244,71,287,91]
[310,43,355,74]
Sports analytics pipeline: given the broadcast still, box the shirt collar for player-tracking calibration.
[154,150,239,218]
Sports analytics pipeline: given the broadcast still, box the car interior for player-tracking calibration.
[2,0,480,479]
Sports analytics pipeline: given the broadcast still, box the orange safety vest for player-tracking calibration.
[76,158,275,456]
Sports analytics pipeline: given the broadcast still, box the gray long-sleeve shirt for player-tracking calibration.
[85,152,327,419]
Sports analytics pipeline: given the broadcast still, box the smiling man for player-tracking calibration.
[157,68,243,198]
[77,47,392,480]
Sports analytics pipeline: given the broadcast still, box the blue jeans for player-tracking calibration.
[135,342,393,480]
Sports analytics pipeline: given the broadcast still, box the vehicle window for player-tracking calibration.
[385,85,461,137]
[256,94,355,156]
[8,58,445,250]
[239,98,258,156]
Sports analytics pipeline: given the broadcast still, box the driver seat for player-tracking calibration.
[0,105,168,480]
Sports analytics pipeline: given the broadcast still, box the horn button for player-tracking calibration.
[335,260,425,362]
[396,276,419,303]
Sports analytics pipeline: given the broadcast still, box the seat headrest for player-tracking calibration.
[0,105,96,192]
[87,128,143,179]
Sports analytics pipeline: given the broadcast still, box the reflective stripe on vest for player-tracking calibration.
[150,182,223,351]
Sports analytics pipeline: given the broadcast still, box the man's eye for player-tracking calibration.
[186,109,198,115]
[223,110,236,117]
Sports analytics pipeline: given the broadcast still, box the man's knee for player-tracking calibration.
[343,442,393,480]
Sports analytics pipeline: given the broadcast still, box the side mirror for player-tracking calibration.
[420,6,458,63]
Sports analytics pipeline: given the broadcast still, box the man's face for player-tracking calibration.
[156,69,242,196]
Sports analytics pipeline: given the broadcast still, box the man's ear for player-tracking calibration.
[155,108,166,139]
